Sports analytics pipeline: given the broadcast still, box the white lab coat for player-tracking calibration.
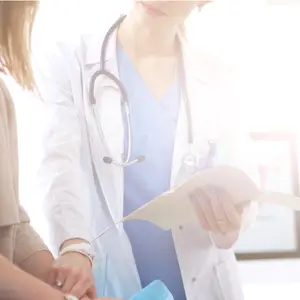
[34,22,258,300]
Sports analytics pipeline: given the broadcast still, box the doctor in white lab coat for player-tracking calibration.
[35,1,258,300]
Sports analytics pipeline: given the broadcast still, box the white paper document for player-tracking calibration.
[121,165,300,231]
[92,165,300,241]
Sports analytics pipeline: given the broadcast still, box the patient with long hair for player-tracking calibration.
[0,2,109,300]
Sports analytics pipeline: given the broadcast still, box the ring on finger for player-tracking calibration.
[55,280,64,288]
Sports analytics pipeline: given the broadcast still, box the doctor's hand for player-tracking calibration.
[189,185,248,235]
[48,251,96,299]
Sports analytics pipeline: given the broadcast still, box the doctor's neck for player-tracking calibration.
[118,13,179,58]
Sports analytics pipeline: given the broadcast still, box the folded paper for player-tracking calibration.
[122,165,261,230]
[92,165,300,241]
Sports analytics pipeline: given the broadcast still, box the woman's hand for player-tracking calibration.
[48,252,96,299]
[189,185,247,234]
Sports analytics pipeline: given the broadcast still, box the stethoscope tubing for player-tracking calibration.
[89,15,194,168]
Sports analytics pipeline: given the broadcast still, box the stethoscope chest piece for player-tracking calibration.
[181,140,218,172]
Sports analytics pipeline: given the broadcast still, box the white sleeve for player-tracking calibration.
[33,41,91,254]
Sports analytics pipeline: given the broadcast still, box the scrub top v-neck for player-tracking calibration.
[117,43,186,300]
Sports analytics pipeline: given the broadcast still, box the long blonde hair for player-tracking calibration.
[0,1,38,90]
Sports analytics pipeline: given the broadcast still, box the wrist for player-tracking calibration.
[58,243,95,267]
[60,238,89,251]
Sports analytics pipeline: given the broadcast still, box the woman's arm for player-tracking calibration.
[0,254,65,300]
[14,215,54,282]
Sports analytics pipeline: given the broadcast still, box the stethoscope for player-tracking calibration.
[89,15,216,169]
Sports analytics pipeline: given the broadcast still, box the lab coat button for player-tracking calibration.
[192,277,196,283]
[179,225,183,230]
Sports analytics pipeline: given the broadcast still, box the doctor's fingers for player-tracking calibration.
[213,186,243,230]
[189,191,210,231]
[48,267,66,290]
[51,265,95,299]
[190,189,221,233]
[64,268,95,299]
[202,186,235,233]
[70,278,97,299]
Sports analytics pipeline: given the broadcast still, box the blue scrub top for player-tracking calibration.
[117,43,186,300]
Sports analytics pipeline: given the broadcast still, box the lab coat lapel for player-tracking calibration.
[170,100,189,186]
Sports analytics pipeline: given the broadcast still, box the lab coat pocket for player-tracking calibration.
[215,259,244,300]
